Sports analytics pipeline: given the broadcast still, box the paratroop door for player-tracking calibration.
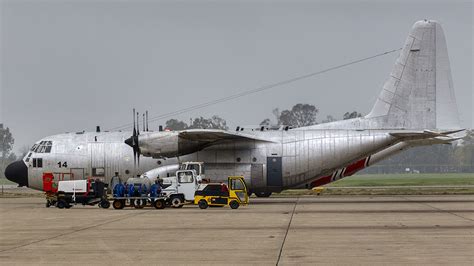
[266,157,282,187]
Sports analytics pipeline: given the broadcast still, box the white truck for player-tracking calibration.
[139,162,206,208]
[162,169,202,207]
[52,179,110,209]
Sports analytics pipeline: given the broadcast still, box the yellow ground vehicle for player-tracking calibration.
[194,176,249,209]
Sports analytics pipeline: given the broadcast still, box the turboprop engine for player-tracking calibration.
[134,131,206,158]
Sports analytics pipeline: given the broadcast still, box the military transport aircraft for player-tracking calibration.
[5,20,465,197]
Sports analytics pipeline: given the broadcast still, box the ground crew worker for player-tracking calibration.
[110,172,121,193]
[150,180,162,199]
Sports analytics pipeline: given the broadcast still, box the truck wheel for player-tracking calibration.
[113,200,125,209]
[198,200,208,209]
[153,199,165,209]
[229,200,239,209]
[170,197,183,208]
[100,200,110,209]
[134,200,144,209]
[57,200,66,209]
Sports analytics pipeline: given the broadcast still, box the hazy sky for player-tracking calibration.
[1,0,472,154]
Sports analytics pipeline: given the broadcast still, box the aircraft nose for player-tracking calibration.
[4,160,28,187]
[124,136,133,147]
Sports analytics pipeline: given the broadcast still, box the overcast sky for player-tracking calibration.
[1,0,472,154]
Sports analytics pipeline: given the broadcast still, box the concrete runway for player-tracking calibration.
[1,195,473,265]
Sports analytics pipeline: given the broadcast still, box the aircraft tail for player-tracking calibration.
[365,20,461,130]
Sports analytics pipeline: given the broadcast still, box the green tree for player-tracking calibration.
[165,115,228,131]
[259,118,271,126]
[0,124,16,179]
[343,111,363,120]
[321,115,337,124]
[189,115,228,130]
[274,104,319,127]
[165,119,189,131]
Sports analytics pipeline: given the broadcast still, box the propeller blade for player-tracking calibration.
[132,108,136,138]
[136,112,140,135]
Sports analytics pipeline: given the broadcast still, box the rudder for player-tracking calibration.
[366,20,461,130]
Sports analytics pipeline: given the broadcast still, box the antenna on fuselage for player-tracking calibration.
[142,113,145,132]
[146,110,149,131]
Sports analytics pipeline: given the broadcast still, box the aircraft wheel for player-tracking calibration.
[153,199,166,209]
[100,200,110,209]
[46,201,51,208]
[198,200,208,209]
[255,192,272,198]
[57,200,66,209]
[229,200,239,209]
[113,200,125,209]
[170,196,183,208]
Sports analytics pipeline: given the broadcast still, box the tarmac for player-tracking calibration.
[0,195,473,265]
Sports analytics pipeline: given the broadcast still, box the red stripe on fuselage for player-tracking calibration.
[343,158,367,177]
[310,175,333,187]
[310,156,371,188]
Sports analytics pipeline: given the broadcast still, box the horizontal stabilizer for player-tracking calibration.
[390,129,465,141]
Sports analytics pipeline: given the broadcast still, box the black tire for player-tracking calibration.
[170,196,183,208]
[46,201,51,208]
[229,200,239,209]
[153,199,165,209]
[134,201,145,209]
[57,200,66,209]
[100,200,110,209]
[113,200,125,209]
[255,191,272,198]
[198,200,208,209]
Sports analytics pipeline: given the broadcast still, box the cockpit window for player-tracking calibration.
[31,141,53,153]
[24,152,32,162]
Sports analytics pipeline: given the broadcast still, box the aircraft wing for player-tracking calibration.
[137,129,276,158]
[179,129,275,143]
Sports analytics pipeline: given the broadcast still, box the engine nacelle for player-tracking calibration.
[138,132,205,158]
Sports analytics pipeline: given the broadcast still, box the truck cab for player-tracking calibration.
[179,162,205,179]
[162,169,201,208]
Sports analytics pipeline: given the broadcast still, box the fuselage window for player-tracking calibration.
[92,167,105,177]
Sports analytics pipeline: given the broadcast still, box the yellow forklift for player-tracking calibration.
[194,176,249,209]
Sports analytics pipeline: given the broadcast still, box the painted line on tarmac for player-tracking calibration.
[0,209,153,253]
[276,196,299,266]
[399,196,474,223]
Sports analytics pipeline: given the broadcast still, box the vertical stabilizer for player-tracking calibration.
[366,20,461,130]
